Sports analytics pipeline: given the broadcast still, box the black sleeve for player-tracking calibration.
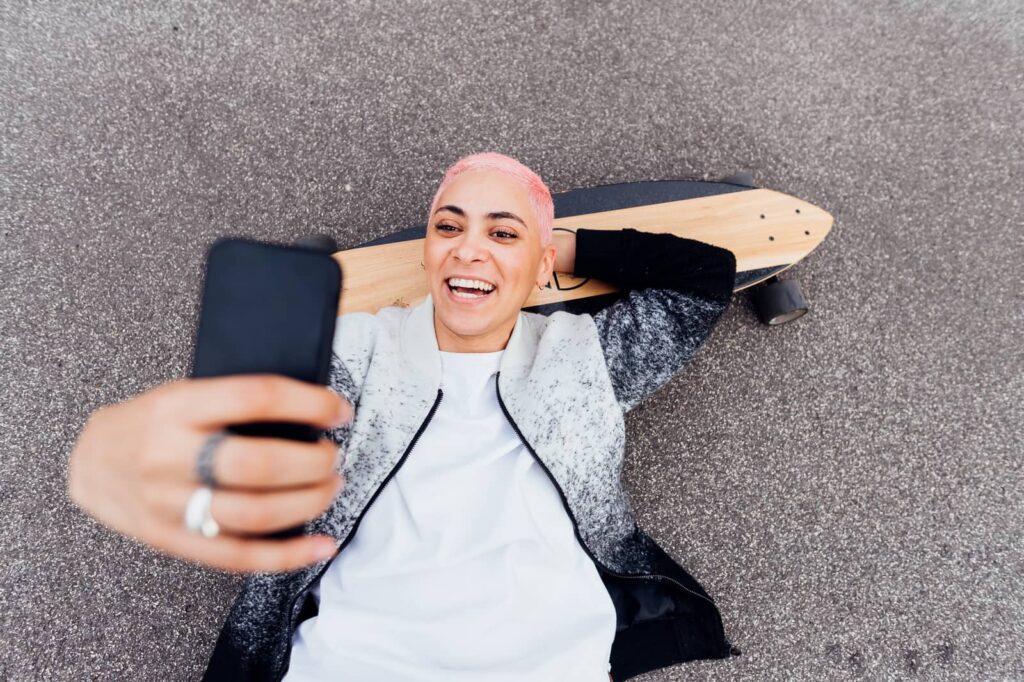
[573,228,737,413]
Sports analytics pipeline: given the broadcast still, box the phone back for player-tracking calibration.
[191,237,342,443]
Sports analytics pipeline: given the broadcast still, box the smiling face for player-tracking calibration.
[424,168,556,352]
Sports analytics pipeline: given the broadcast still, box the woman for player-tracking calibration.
[68,152,740,681]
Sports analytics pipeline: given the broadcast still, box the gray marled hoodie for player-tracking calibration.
[203,228,741,682]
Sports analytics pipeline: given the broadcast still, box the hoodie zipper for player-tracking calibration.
[274,388,445,682]
[493,372,737,658]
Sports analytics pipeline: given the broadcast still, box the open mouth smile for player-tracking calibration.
[445,276,496,304]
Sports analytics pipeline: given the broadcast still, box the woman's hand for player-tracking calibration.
[67,374,353,574]
[552,230,577,274]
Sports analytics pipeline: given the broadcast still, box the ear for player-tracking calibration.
[536,242,557,288]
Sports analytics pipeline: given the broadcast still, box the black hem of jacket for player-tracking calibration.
[604,529,741,680]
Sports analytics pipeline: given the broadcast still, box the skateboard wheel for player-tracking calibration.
[720,172,757,188]
[293,234,338,253]
[751,276,808,325]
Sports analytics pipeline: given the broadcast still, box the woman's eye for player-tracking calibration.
[436,223,517,240]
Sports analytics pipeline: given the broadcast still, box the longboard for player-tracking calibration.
[330,175,833,323]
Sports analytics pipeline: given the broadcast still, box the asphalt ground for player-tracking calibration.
[1,1,1021,679]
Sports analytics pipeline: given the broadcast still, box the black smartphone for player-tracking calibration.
[190,236,342,539]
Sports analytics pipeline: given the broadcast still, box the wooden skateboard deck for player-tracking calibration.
[332,178,833,317]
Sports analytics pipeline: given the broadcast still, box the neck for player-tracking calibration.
[433,310,515,352]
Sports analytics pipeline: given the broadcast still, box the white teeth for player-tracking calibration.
[447,277,495,292]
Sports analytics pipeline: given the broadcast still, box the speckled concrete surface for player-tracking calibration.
[1,1,1021,680]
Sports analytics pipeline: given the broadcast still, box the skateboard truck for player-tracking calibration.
[750,275,808,325]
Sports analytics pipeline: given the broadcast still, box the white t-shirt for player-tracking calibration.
[283,349,617,681]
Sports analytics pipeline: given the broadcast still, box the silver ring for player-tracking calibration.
[197,430,228,488]
[184,485,220,538]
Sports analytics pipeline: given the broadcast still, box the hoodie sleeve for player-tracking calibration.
[573,228,737,414]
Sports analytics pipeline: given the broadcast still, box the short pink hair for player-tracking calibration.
[427,152,554,247]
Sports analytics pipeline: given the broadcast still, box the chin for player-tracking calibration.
[443,316,492,338]
[437,304,494,334]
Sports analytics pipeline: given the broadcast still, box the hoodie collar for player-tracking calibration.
[399,292,538,389]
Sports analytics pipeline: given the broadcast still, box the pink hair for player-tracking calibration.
[427,152,554,247]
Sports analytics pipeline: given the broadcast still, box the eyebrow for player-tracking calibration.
[434,204,528,230]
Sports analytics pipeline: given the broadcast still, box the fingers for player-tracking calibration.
[208,435,342,490]
[153,375,354,431]
[70,376,355,575]
[156,523,340,573]
[151,475,345,535]
[143,431,343,490]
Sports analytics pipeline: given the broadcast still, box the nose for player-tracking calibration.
[452,226,490,263]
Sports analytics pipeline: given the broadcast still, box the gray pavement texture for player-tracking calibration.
[1,1,1022,680]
